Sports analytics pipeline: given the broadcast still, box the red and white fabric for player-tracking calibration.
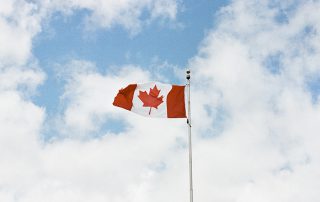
[113,82,186,118]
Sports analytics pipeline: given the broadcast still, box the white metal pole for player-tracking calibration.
[186,70,193,202]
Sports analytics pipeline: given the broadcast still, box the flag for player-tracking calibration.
[113,82,186,118]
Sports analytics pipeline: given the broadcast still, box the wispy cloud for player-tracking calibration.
[40,0,180,35]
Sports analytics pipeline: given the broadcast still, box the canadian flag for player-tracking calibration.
[113,82,186,118]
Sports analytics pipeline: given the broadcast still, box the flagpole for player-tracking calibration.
[186,70,193,202]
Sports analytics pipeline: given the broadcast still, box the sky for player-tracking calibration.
[1,0,320,201]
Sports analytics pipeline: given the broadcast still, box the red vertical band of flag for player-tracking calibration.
[113,84,137,110]
[167,85,186,118]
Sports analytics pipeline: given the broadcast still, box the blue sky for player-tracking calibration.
[34,0,226,67]
[33,0,228,117]
[1,0,320,201]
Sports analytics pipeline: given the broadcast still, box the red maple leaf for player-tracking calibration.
[138,85,164,115]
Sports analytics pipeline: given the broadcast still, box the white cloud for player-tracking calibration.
[56,60,152,136]
[0,0,42,67]
[0,0,180,66]
[151,0,178,21]
[0,91,45,196]
[40,0,179,34]
[0,0,183,200]
[188,1,320,201]
[0,67,45,95]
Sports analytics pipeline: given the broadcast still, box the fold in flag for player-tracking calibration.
[113,82,186,118]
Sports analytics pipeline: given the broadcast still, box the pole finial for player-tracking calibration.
[186,69,191,80]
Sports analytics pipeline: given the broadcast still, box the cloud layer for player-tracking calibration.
[190,1,320,201]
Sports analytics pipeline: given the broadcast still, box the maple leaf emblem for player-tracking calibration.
[138,85,164,115]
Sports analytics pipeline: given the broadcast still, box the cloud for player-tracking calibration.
[0,62,190,201]
[0,0,180,67]
[0,0,183,201]
[40,0,179,34]
[0,59,189,201]
[0,0,42,66]
[189,0,320,201]
[0,66,45,96]
[55,60,152,136]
